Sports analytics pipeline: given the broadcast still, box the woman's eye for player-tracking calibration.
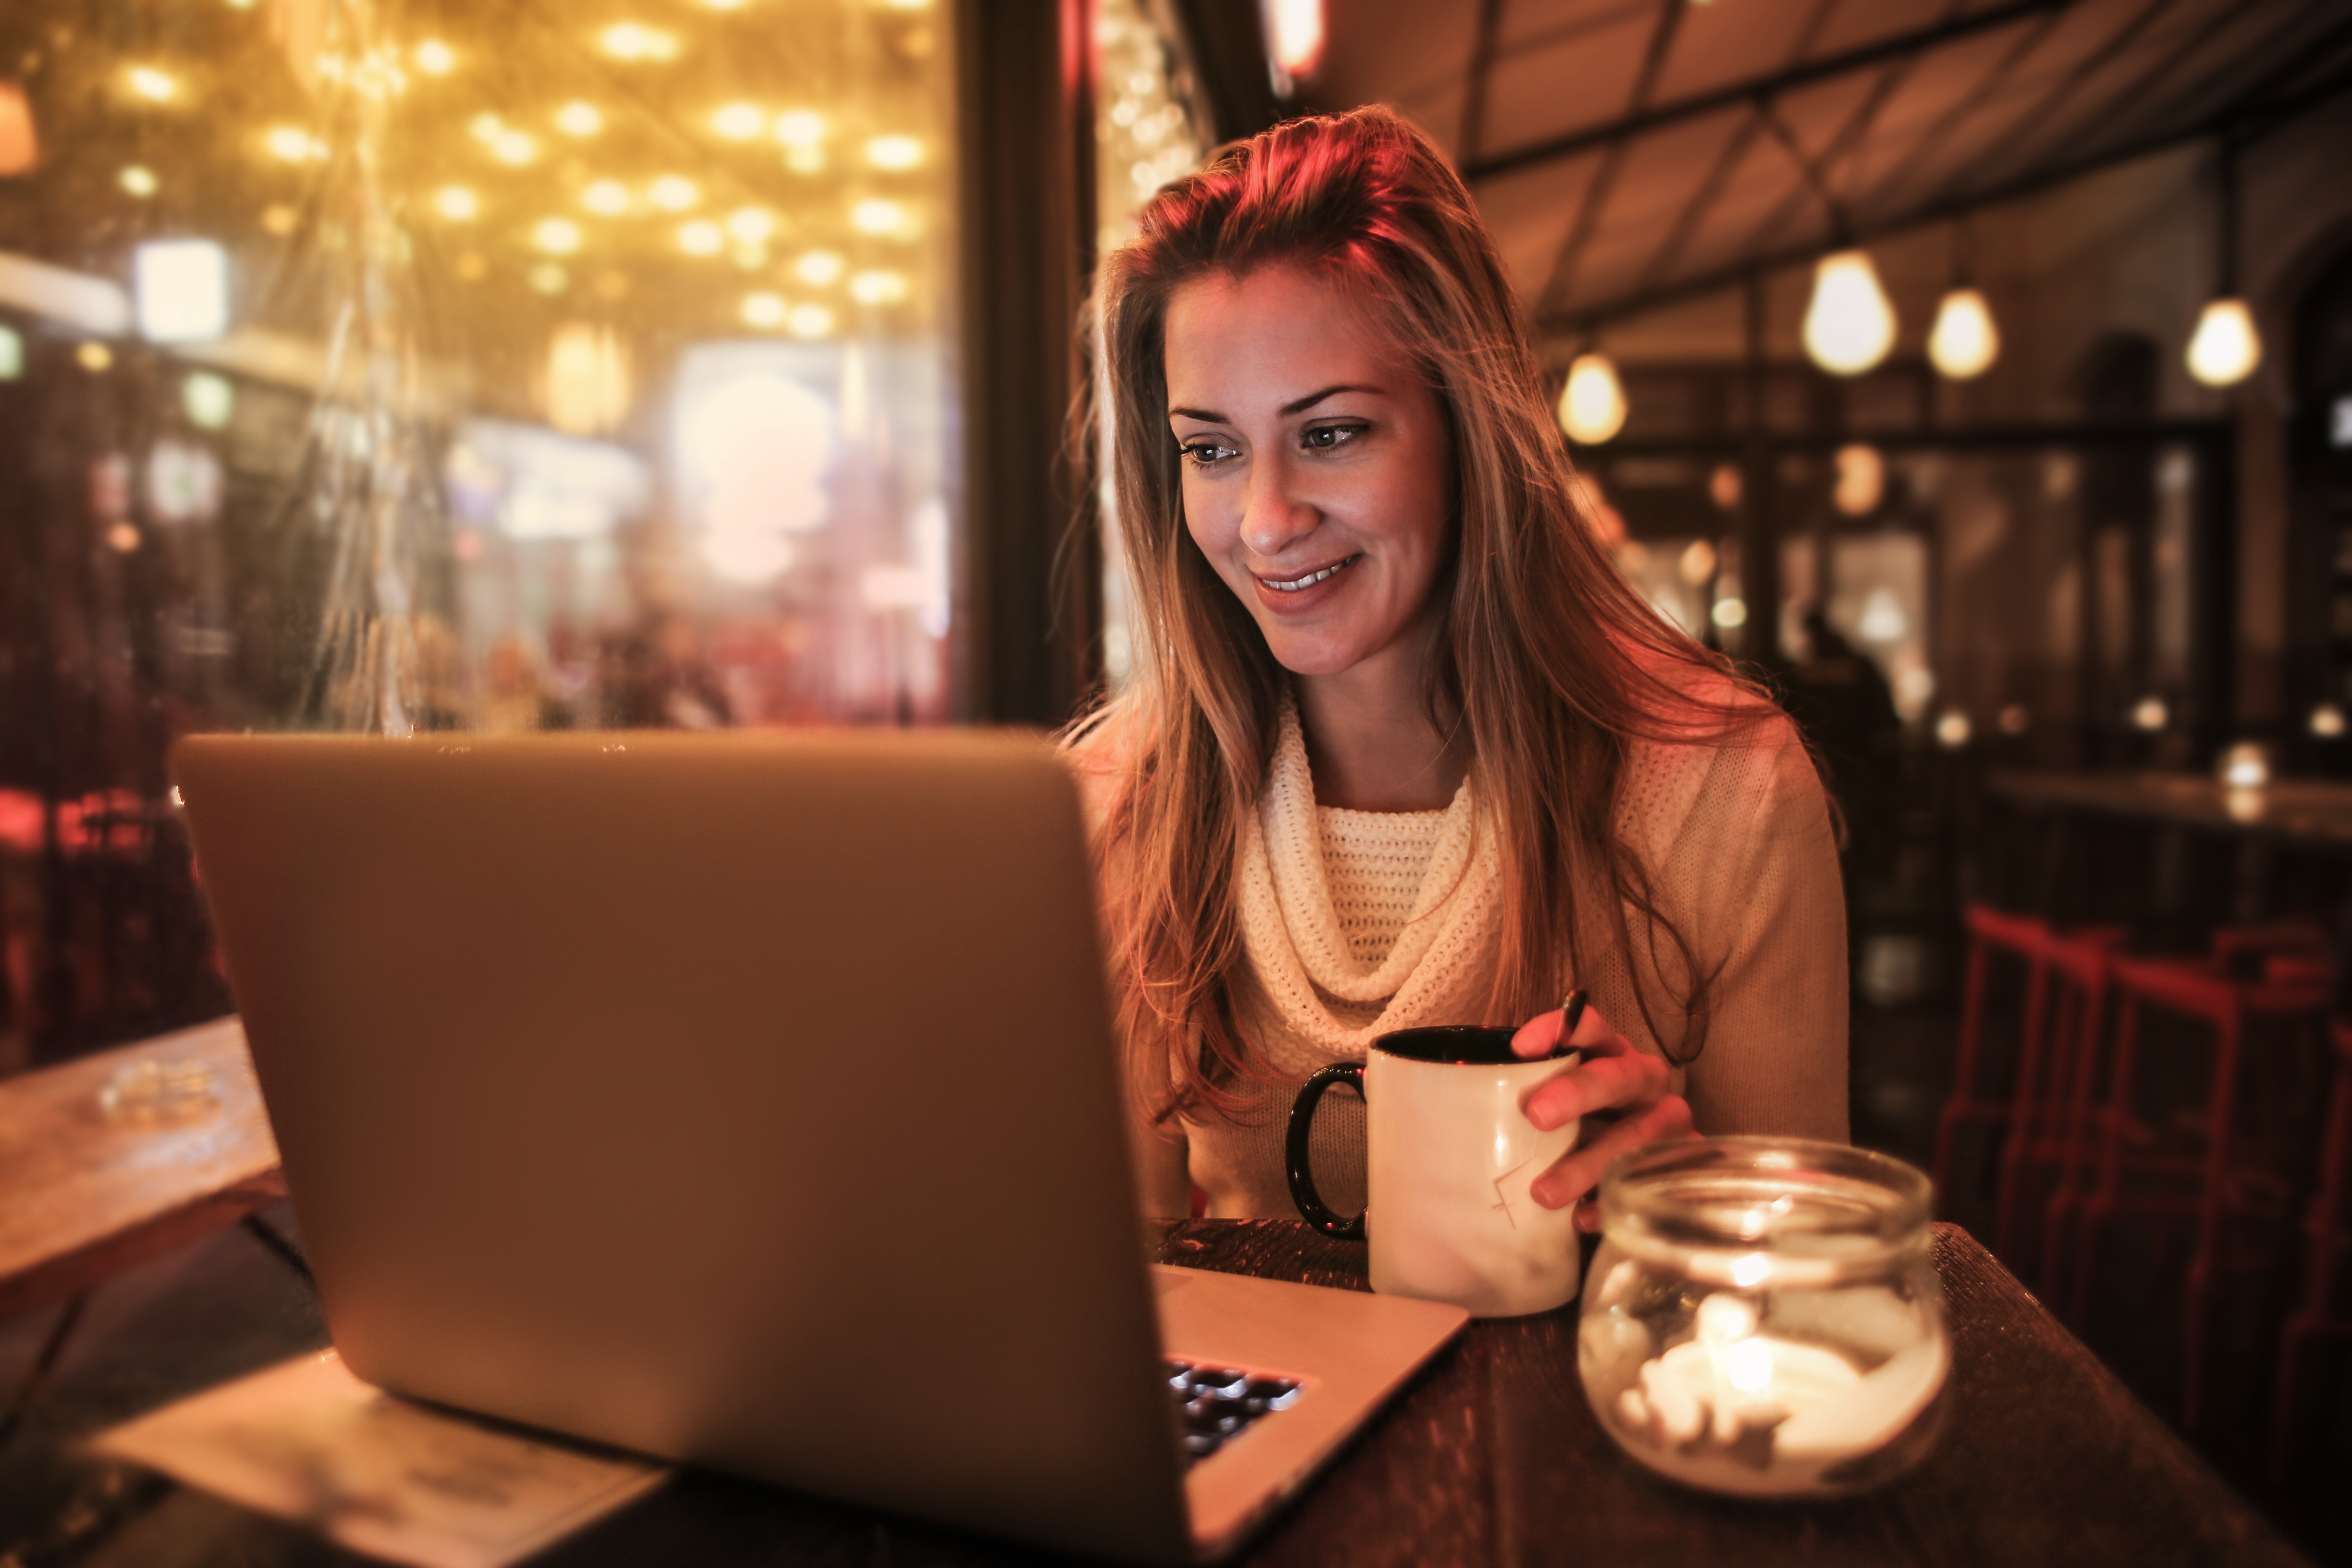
[1301,423,1364,451]
[1182,441,1238,466]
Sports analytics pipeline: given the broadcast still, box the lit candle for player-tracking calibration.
[1607,1291,1948,1497]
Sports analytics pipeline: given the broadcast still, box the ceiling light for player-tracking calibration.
[793,249,844,286]
[1802,249,1895,376]
[711,102,767,140]
[413,39,455,75]
[136,238,231,342]
[773,109,826,148]
[786,303,835,339]
[2185,298,2260,388]
[1928,287,1998,380]
[850,198,909,237]
[1934,711,1971,749]
[678,220,724,256]
[533,218,583,256]
[491,129,536,166]
[599,22,677,61]
[434,185,480,221]
[1265,0,1325,82]
[528,264,568,295]
[741,292,786,328]
[726,207,775,243]
[263,125,320,163]
[120,165,160,198]
[126,66,179,103]
[865,134,921,170]
[1556,352,1627,445]
[849,269,909,305]
[555,101,604,137]
[581,180,630,216]
[648,175,699,212]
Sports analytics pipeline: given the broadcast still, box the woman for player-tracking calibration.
[1068,106,1846,1227]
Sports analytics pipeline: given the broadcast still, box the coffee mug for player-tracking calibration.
[1285,1025,1581,1318]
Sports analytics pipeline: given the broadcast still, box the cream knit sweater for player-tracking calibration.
[1073,697,1849,1220]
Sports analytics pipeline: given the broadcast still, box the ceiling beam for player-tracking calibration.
[1533,68,2352,335]
[1463,0,2078,185]
[1531,0,1691,318]
[1907,0,2185,216]
[1456,0,1509,167]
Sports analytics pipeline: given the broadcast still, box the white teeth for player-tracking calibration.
[1262,556,1357,592]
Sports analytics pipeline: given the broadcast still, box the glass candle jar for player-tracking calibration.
[1578,1137,1949,1499]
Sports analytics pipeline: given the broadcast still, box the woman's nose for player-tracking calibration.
[1241,462,1318,558]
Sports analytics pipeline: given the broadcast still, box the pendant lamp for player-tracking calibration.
[1557,351,1627,445]
[1929,289,1998,380]
[2186,145,2261,388]
[2186,298,2259,388]
[1802,250,1895,376]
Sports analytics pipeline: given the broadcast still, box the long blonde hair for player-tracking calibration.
[1076,105,1771,1123]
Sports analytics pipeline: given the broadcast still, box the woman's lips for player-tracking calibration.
[1250,553,1361,612]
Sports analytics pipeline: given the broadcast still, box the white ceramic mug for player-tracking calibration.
[1285,1025,1582,1318]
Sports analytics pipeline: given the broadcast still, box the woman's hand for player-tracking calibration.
[1511,994,1695,1230]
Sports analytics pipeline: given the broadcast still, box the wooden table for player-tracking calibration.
[0,1016,282,1323]
[0,1214,2310,1566]
[1990,771,2352,852]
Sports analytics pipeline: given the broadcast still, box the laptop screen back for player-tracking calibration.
[174,729,1190,1566]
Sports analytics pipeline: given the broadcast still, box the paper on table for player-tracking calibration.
[90,1349,670,1568]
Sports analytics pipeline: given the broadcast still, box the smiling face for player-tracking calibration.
[1164,264,1455,682]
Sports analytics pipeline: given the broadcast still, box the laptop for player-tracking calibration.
[171,728,1466,1565]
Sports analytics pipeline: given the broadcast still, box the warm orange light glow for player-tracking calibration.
[648,176,700,212]
[1265,0,1325,80]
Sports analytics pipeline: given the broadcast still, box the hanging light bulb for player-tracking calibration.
[1557,352,1627,445]
[1802,249,1895,376]
[2185,297,2260,388]
[1262,0,1325,90]
[1928,287,1998,380]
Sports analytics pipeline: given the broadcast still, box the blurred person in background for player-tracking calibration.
[1782,608,1902,884]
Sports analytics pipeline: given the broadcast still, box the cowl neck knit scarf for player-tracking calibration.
[1233,702,1506,1078]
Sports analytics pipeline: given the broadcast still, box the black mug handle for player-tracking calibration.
[1285,1062,1367,1240]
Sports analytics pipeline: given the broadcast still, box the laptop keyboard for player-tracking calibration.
[1166,1360,1304,1465]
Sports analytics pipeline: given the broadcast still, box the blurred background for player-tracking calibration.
[0,0,2348,1552]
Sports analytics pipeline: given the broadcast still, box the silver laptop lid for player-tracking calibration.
[174,729,1192,1566]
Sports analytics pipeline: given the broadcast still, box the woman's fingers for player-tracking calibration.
[1512,996,1633,1060]
[1523,1045,1668,1131]
[1529,1093,1694,1210]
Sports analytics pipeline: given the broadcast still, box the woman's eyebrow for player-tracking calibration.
[1280,383,1380,415]
[1167,383,1383,425]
